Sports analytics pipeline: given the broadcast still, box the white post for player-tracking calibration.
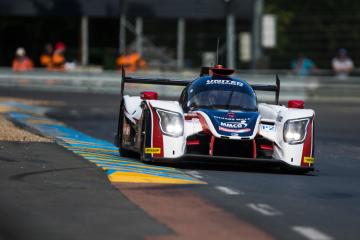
[239,32,252,63]
[177,18,186,70]
[252,0,264,68]
[81,16,89,66]
[135,17,143,56]
[226,14,236,69]
[119,14,127,54]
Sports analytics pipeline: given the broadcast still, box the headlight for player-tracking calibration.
[156,109,184,137]
[283,118,310,144]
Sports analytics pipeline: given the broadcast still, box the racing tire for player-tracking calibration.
[118,102,135,157]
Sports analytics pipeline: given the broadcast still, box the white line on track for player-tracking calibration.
[185,170,203,179]
[215,186,243,195]
[247,203,283,216]
[292,226,333,240]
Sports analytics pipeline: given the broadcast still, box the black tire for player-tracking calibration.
[118,103,134,157]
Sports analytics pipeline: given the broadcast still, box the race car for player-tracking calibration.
[115,65,315,172]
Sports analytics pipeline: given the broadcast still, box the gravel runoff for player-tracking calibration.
[0,97,58,142]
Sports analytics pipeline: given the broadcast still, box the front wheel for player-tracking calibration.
[118,103,135,157]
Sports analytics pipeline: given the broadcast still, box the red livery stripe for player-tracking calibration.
[260,144,273,151]
[184,113,198,120]
[149,105,164,158]
[301,119,313,167]
[187,139,200,145]
[253,140,257,159]
[196,113,211,134]
[209,135,215,156]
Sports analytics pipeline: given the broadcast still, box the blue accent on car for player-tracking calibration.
[184,75,258,113]
[199,108,259,137]
[188,75,256,100]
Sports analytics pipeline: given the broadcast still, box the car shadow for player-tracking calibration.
[151,160,318,176]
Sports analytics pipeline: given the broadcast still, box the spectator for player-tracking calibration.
[332,48,354,80]
[291,54,316,76]
[52,42,66,71]
[116,49,147,73]
[40,43,53,70]
[12,47,34,72]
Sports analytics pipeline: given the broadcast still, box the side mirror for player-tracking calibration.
[188,102,197,110]
[288,100,304,109]
[141,91,158,100]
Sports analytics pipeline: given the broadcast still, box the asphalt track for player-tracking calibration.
[0,87,359,240]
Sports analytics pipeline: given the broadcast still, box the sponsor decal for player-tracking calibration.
[226,112,236,118]
[145,148,161,154]
[206,79,244,87]
[218,120,251,133]
[261,124,275,132]
[214,116,250,121]
[304,156,315,164]
[220,121,248,129]
[219,126,251,133]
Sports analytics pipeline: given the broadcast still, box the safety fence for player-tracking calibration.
[0,68,359,103]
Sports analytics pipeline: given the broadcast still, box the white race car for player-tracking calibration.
[115,65,315,173]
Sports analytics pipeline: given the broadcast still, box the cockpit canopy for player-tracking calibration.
[184,76,257,112]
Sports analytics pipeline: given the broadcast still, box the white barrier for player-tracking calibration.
[0,68,359,102]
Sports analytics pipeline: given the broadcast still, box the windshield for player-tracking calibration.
[188,89,257,111]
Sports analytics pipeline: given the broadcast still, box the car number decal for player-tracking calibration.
[261,124,275,132]
[145,148,161,154]
[304,157,315,164]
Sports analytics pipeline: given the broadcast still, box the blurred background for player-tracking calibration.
[1,3,359,240]
[0,0,360,101]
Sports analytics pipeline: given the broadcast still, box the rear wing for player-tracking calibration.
[251,75,280,105]
[120,66,191,97]
[120,67,281,105]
